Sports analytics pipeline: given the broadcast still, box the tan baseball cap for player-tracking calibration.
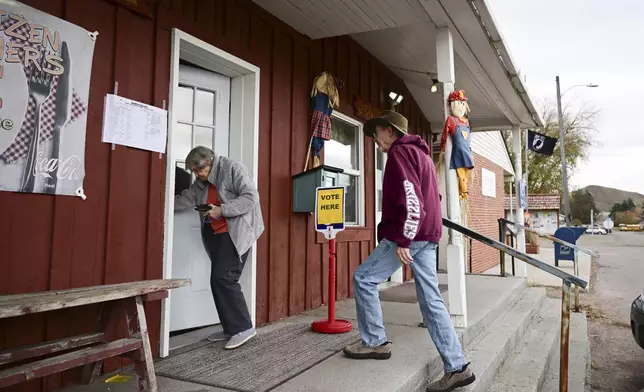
[364,110,409,137]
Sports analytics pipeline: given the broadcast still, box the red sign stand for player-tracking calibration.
[311,237,353,334]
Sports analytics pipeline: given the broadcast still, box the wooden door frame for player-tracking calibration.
[160,29,260,358]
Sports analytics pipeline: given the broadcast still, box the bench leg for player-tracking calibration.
[134,296,158,392]
[81,360,103,384]
[82,302,118,385]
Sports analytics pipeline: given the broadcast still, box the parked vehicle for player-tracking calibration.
[631,293,644,350]
[620,224,643,232]
[585,226,607,235]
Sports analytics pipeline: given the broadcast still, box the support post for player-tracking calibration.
[328,238,336,323]
[437,26,467,328]
[560,281,572,392]
[557,76,571,226]
[574,251,580,312]
[498,219,506,276]
[525,128,529,213]
[509,178,515,222]
[512,125,528,278]
[311,237,352,333]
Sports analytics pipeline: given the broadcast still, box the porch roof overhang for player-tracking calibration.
[252,0,543,132]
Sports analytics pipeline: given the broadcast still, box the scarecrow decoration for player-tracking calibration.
[304,71,340,170]
[439,89,474,201]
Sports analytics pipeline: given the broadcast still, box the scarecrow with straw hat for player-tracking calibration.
[305,71,340,170]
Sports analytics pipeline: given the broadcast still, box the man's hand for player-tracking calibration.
[207,204,223,220]
[396,247,414,265]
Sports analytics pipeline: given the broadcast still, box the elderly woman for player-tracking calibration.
[175,146,264,349]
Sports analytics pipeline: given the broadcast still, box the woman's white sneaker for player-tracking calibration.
[224,327,256,349]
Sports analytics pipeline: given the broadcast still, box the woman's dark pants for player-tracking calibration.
[201,224,252,335]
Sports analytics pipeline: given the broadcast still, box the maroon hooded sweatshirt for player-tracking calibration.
[378,134,442,248]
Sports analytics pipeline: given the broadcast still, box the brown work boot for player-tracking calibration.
[427,363,475,391]
[342,340,392,360]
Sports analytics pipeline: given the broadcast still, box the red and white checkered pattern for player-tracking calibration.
[311,110,332,140]
[0,17,88,164]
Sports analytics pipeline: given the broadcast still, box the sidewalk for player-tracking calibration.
[62,274,525,392]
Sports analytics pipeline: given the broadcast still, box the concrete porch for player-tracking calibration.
[62,274,523,392]
[60,273,588,392]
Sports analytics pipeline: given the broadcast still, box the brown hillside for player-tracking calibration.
[582,185,644,213]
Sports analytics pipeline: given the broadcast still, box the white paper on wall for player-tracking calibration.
[481,167,496,198]
[102,94,167,153]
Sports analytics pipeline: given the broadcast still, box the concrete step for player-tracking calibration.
[540,312,590,392]
[445,287,547,392]
[271,277,528,392]
[482,297,561,392]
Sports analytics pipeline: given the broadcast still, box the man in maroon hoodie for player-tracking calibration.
[342,111,475,391]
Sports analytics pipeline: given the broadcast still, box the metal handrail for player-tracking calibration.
[498,218,601,314]
[444,218,587,288]
[443,217,587,392]
[499,218,600,258]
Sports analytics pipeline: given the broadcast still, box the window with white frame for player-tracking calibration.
[324,112,365,226]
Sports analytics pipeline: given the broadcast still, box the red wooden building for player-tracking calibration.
[0,0,542,390]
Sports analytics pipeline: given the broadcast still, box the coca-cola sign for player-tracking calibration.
[0,1,95,198]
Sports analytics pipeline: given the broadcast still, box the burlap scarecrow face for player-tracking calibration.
[448,89,470,118]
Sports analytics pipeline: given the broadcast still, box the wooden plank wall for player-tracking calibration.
[0,1,432,390]
[151,0,434,325]
[0,1,167,391]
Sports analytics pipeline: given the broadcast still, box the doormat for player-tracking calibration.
[379,281,448,303]
[156,322,360,392]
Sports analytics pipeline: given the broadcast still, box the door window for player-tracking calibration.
[175,85,217,159]
[324,113,365,226]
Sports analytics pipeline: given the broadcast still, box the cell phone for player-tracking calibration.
[194,204,212,212]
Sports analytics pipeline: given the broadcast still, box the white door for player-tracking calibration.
[375,149,386,227]
[375,149,402,282]
[170,64,231,332]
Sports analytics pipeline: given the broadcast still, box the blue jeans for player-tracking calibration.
[353,239,466,372]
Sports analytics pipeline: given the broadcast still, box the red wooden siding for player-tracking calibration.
[0,1,432,390]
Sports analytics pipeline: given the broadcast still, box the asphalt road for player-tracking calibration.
[577,231,644,392]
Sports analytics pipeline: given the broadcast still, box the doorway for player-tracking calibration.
[375,148,403,283]
[169,63,231,332]
[161,29,260,357]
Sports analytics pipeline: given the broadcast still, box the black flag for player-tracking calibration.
[527,130,558,156]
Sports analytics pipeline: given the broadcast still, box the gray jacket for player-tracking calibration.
[175,155,264,257]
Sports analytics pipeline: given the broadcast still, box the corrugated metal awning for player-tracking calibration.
[252,0,542,131]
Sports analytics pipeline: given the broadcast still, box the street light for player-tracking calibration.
[556,76,599,226]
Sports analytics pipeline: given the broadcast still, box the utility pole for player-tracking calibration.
[556,77,598,227]
[556,76,571,227]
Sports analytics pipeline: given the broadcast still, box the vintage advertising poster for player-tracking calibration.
[0,1,95,197]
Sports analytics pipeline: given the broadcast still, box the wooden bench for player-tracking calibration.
[0,279,190,391]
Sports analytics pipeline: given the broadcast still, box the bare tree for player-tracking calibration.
[505,99,599,195]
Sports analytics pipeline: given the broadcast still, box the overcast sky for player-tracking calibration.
[487,0,643,194]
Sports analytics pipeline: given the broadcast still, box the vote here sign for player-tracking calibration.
[315,186,345,236]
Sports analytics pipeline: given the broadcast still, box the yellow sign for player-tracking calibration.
[315,186,345,232]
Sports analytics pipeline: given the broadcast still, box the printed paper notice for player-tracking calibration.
[481,168,496,198]
[102,94,168,153]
